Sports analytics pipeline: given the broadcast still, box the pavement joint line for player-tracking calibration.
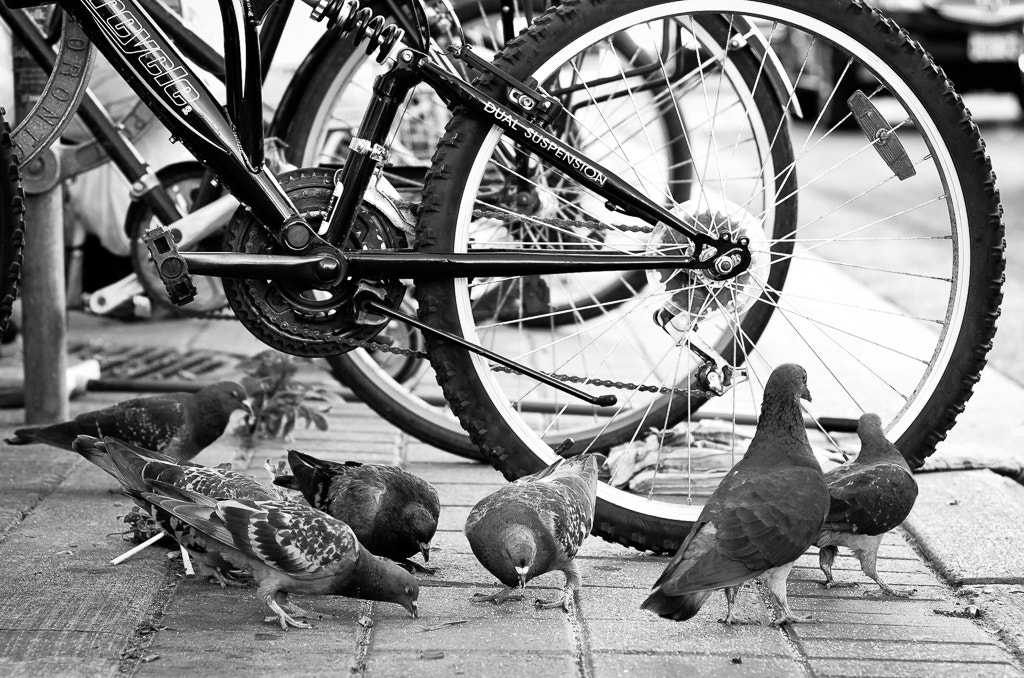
[788,592,946,601]
[350,599,374,676]
[0,455,82,545]
[115,559,181,676]
[570,590,594,678]
[801,655,1016,665]
[754,579,816,677]
[802,638,1005,647]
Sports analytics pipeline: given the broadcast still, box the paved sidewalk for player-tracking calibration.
[0,314,1022,677]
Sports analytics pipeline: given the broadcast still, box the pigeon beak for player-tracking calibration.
[515,566,529,588]
[409,601,419,619]
[419,542,431,563]
[241,398,255,416]
[802,387,812,403]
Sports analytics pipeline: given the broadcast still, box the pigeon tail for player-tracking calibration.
[71,436,117,476]
[285,449,334,508]
[6,420,83,450]
[272,473,300,491]
[641,588,713,621]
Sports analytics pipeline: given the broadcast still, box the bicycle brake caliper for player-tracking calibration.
[142,226,197,306]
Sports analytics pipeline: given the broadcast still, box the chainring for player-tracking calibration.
[222,168,407,358]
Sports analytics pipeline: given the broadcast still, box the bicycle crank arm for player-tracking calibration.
[181,252,343,284]
[362,299,618,408]
[346,249,742,279]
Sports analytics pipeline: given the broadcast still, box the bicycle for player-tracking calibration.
[0,0,1005,554]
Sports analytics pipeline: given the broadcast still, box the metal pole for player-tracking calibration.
[13,13,67,423]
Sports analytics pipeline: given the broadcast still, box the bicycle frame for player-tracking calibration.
[52,0,748,285]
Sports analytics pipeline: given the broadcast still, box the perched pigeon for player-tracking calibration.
[77,435,282,587]
[464,453,600,611]
[273,449,440,573]
[6,381,252,461]
[641,363,829,625]
[127,484,420,629]
[816,413,918,597]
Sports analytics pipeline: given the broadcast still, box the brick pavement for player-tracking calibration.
[0,315,1022,677]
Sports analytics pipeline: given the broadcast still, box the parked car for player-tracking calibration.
[788,0,1024,125]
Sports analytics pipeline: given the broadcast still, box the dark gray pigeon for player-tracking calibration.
[128,484,420,629]
[641,363,829,625]
[464,453,600,611]
[7,381,251,461]
[77,435,282,587]
[816,413,918,596]
[273,449,440,573]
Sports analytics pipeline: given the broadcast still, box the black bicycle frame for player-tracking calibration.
[56,0,298,227]
[50,0,746,283]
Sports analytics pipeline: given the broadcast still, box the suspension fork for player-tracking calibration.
[317,52,422,248]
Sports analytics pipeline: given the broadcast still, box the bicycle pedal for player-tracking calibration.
[142,227,197,306]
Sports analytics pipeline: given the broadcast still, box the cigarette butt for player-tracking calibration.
[110,532,165,565]
[180,545,194,575]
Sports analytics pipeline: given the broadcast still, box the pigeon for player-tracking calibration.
[75,435,282,587]
[641,363,829,626]
[815,413,918,597]
[464,453,600,612]
[126,483,420,629]
[273,449,440,573]
[74,435,282,504]
[6,381,252,461]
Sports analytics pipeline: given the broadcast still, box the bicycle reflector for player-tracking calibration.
[142,226,198,306]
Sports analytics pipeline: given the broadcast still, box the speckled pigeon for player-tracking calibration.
[273,449,440,573]
[464,453,600,612]
[641,363,829,625]
[6,381,252,461]
[816,413,918,597]
[76,435,282,587]
[127,484,420,629]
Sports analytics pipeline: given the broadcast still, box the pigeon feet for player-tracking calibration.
[209,570,249,589]
[267,599,313,630]
[771,613,814,627]
[534,590,571,612]
[718,612,754,625]
[471,588,524,605]
[819,580,859,590]
[865,586,915,599]
[282,601,324,620]
[398,559,437,575]
[265,613,312,630]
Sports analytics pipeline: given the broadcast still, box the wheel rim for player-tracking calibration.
[446,2,970,523]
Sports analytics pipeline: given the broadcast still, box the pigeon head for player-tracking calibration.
[857,413,884,440]
[202,381,254,417]
[764,363,812,404]
[856,412,909,467]
[503,526,538,588]
[378,562,421,618]
[404,505,438,563]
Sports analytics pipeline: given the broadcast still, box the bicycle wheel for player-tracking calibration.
[0,107,25,337]
[414,0,1004,552]
[281,2,789,462]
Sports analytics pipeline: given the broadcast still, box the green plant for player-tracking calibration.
[235,350,338,442]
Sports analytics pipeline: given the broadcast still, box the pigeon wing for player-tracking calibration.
[81,395,188,449]
[219,500,358,576]
[824,462,918,535]
[657,467,827,595]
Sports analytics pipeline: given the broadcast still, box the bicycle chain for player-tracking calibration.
[193,201,708,396]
